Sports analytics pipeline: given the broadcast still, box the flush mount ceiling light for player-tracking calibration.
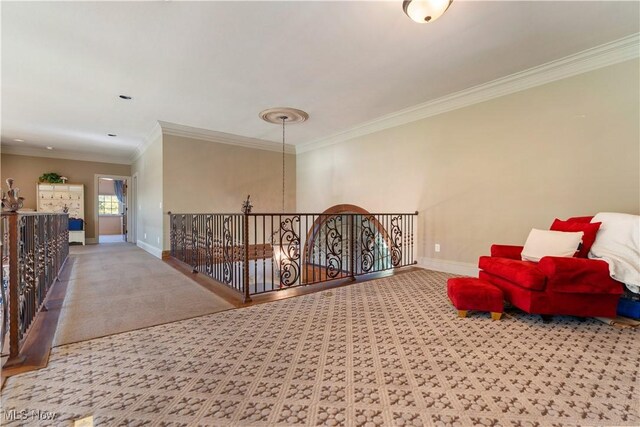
[119,95,132,100]
[403,0,453,23]
[46,146,53,150]
[13,139,24,142]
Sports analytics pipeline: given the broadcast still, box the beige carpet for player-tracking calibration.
[4,269,638,426]
[52,243,233,346]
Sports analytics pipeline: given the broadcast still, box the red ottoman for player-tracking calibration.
[447,277,504,320]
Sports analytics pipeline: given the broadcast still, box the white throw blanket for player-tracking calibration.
[589,212,640,294]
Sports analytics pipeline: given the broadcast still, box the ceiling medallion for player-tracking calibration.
[259,107,309,213]
[259,107,309,124]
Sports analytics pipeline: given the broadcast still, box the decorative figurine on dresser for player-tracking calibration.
[37,177,85,245]
[1,179,25,212]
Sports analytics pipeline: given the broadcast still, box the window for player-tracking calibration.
[98,195,120,215]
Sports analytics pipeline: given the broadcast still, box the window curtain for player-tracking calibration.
[114,180,125,205]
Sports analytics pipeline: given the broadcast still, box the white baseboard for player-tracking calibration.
[85,238,98,245]
[418,257,478,277]
[136,240,163,259]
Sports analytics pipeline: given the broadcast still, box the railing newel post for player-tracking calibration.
[349,214,356,281]
[242,212,251,304]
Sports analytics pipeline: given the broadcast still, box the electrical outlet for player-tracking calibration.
[144,233,147,239]
[435,243,441,253]
[157,236,160,245]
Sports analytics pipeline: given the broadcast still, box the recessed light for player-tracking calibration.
[108,133,117,137]
[119,95,132,100]
[46,146,53,150]
[14,138,24,142]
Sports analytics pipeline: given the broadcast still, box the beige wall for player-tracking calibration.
[132,131,164,254]
[297,59,640,269]
[1,154,131,239]
[162,134,296,250]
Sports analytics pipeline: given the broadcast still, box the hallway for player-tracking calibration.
[53,243,233,346]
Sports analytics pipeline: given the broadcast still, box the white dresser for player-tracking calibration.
[37,183,85,245]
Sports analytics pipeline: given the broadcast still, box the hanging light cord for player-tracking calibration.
[281,116,286,213]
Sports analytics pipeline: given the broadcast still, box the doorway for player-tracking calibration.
[95,174,131,244]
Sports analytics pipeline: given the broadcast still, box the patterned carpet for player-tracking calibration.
[1,269,638,426]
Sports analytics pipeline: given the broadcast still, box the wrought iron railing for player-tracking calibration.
[169,211,417,302]
[170,213,246,293]
[1,212,69,367]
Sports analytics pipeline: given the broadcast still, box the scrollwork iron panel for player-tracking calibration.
[167,211,416,298]
[324,215,344,279]
[205,215,213,276]
[276,215,300,287]
[222,216,234,286]
[390,215,403,267]
[191,214,198,270]
[358,215,377,273]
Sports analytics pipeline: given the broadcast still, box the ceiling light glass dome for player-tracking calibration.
[403,0,453,23]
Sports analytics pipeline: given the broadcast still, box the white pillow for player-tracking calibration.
[521,228,584,262]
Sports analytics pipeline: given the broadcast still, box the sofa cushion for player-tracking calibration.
[479,256,547,291]
[566,216,594,224]
[521,228,583,262]
[538,257,623,294]
[550,218,601,258]
[490,244,524,260]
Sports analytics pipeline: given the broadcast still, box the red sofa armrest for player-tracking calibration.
[490,244,523,260]
[537,257,623,294]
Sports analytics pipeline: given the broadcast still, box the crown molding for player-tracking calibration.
[159,120,296,154]
[1,144,132,165]
[297,33,640,154]
[130,121,162,163]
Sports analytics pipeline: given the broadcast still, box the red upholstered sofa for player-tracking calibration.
[478,217,623,318]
